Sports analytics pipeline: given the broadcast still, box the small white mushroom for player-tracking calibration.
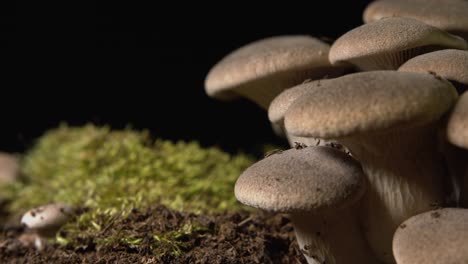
[21,202,73,250]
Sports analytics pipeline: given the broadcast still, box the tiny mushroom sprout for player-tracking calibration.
[328,17,468,71]
[392,208,468,264]
[284,70,458,263]
[204,35,349,110]
[399,49,468,94]
[234,146,378,264]
[446,92,468,207]
[21,202,73,250]
[363,0,468,41]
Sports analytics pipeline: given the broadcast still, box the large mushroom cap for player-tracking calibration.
[284,71,458,139]
[447,92,468,149]
[399,49,468,92]
[21,203,73,236]
[329,17,468,70]
[205,35,347,109]
[234,146,366,214]
[393,208,468,264]
[363,0,468,40]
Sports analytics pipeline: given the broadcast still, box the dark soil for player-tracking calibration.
[0,205,306,263]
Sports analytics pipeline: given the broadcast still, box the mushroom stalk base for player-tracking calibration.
[290,209,377,264]
[340,124,448,263]
[449,149,468,207]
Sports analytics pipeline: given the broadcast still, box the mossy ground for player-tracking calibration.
[0,124,303,263]
[1,206,305,263]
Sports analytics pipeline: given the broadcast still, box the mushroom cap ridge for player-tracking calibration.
[285,71,458,139]
[329,17,468,66]
[234,146,366,214]
[399,49,468,86]
[363,0,468,39]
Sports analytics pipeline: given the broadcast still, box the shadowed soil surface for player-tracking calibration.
[0,205,306,263]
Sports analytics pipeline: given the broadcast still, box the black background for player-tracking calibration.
[0,1,372,154]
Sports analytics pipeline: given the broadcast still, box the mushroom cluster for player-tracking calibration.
[205,1,468,264]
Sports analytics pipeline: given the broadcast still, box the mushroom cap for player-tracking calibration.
[447,92,468,148]
[205,35,343,105]
[21,203,73,235]
[399,49,468,87]
[268,79,331,124]
[234,146,366,214]
[329,17,467,70]
[284,71,458,139]
[393,208,468,264]
[0,152,20,183]
[363,0,468,40]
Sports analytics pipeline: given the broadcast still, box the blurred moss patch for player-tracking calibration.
[1,124,255,250]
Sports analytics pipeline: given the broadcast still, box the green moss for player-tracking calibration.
[1,124,255,252]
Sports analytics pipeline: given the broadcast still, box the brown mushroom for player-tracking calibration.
[205,35,349,109]
[284,70,458,263]
[235,146,377,264]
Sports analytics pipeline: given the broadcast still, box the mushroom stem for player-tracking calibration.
[290,208,377,264]
[439,139,464,206]
[34,236,46,251]
[460,163,468,207]
[444,146,468,207]
[339,123,448,263]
